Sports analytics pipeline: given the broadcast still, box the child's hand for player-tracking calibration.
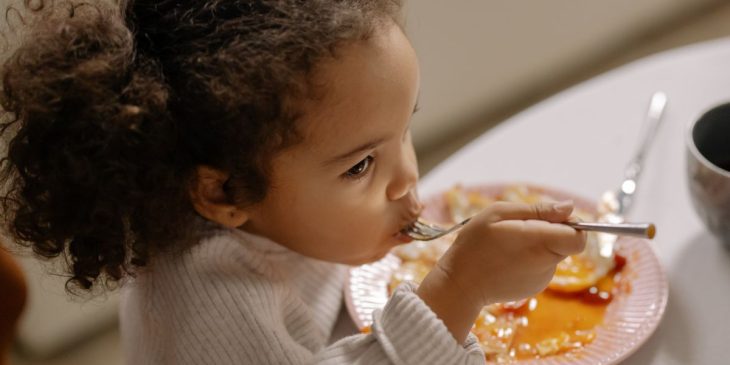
[416,200,585,343]
[444,200,585,305]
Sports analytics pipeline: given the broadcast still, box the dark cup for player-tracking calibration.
[686,102,730,248]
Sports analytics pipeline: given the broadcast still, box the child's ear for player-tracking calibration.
[189,165,249,228]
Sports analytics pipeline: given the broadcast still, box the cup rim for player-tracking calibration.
[686,103,730,178]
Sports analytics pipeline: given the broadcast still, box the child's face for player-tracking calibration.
[242,22,421,265]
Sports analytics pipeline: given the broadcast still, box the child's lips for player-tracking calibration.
[392,220,417,243]
[393,230,413,243]
[393,201,421,244]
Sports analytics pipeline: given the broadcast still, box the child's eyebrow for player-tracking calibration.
[324,137,386,167]
[323,100,418,167]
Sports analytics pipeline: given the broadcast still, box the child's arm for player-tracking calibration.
[319,281,485,364]
[417,201,585,343]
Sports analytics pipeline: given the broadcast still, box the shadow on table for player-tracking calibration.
[622,231,730,365]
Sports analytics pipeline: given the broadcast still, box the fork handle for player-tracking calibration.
[624,92,668,182]
[566,222,655,239]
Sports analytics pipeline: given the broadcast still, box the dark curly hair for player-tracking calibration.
[0,0,402,293]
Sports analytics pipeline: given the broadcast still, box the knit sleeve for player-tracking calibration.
[316,281,485,365]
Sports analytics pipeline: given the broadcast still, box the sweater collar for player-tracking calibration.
[225,227,294,257]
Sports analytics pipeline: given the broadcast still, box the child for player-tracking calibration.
[0,1,585,364]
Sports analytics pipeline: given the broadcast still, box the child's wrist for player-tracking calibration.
[416,264,482,344]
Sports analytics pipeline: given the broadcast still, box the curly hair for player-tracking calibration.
[0,0,402,293]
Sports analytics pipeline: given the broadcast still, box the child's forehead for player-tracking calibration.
[293,22,418,150]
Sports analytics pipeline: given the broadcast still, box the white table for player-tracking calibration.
[419,37,730,365]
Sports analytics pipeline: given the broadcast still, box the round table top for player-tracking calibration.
[420,36,730,365]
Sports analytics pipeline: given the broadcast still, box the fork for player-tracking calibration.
[403,218,656,241]
[595,91,667,257]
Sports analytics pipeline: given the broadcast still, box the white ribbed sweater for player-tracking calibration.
[119,228,485,364]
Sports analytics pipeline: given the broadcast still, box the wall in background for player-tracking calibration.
[405,0,723,153]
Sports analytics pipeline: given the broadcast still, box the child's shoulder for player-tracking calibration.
[139,229,292,281]
[121,229,313,315]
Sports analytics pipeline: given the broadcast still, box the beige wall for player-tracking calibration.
[405,0,721,150]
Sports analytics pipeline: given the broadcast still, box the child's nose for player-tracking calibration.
[386,147,419,201]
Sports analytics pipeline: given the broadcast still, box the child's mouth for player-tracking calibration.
[393,230,414,243]
[393,221,417,243]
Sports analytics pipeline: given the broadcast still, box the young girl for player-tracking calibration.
[0,1,585,364]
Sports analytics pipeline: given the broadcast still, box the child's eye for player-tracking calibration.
[344,155,374,179]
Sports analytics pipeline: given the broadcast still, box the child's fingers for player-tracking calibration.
[523,220,586,257]
[483,200,574,223]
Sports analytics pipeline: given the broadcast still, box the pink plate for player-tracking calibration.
[345,183,668,364]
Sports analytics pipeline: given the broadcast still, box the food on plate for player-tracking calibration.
[389,185,631,363]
